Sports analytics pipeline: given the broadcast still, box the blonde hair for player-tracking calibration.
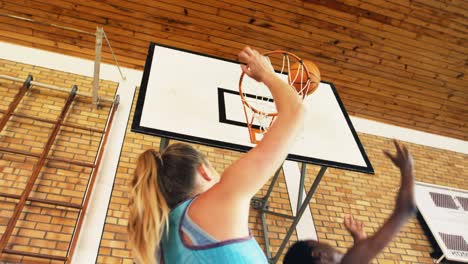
[128,143,205,264]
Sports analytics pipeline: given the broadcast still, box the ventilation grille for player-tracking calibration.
[417,183,468,262]
[439,233,468,252]
[430,192,458,209]
[456,196,468,211]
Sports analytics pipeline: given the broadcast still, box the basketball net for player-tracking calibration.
[239,51,311,144]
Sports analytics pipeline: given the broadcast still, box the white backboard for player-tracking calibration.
[132,43,373,173]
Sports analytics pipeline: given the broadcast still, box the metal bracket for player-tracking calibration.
[434,254,445,263]
[251,197,268,210]
[252,163,328,264]
[160,137,170,150]
[92,26,104,105]
[23,74,33,89]
[70,85,78,96]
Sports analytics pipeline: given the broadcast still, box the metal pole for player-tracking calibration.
[0,109,103,134]
[66,95,119,263]
[270,166,328,264]
[0,192,81,209]
[256,167,282,261]
[296,162,307,214]
[262,167,282,207]
[92,27,104,105]
[252,168,283,210]
[0,85,77,252]
[159,137,170,150]
[0,147,95,168]
[261,211,272,260]
[0,13,125,82]
[435,255,445,263]
[261,209,295,220]
[2,249,67,261]
[0,74,114,103]
[0,75,32,132]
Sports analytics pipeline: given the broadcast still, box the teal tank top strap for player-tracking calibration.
[160,197,268,264]
[180,202,219,245]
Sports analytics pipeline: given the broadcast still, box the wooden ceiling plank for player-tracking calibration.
[46,0,464,94]
[339,92,438,120]
[409,0,468,18]
[0,0,466,140]
[0,21,146,63]
[343,0,468,38]
[222,0,464,69]
[25,0,135,37]
[324,74,466,122]
[245,2,468,81]
[336,65,458,104]
[286,0,468,61]
[214,2,466,71]
[349,107,467,140]
[156,1,463,96]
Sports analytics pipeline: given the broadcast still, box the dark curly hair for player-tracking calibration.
[283,240,341,264]
[284,241,317,263]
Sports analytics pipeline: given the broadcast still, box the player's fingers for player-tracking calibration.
[403,145,409,158]
[240,64,249,74]
[383,150,392,159]
[238,50,250,62]
[393,139,403,156]
[252,49,260,57]
[243,46,254,56]
[344,216,350,227]
[383,151,397,163]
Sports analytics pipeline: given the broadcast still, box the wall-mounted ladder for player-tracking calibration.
[0,74,119,263]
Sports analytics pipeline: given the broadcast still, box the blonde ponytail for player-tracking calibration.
[128,150,170,264]
[128,143,206,263]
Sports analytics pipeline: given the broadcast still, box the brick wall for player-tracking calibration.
[2,0,467,141]
[96,88,272,263]
[0,58,466,264]
[96,88,467,264]
[306,135,466,263]
[0,59,118,263]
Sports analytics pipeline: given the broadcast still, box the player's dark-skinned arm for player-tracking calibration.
[344,215,367,244]
[341,140,417,264]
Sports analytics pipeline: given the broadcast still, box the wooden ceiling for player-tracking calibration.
[0,0,467,140]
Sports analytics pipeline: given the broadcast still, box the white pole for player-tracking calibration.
[93,27,104,105]
[435,254,445,263]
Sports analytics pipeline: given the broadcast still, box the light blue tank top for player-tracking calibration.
[160,198,268,264]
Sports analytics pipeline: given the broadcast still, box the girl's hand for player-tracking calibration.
[238,46,275,83]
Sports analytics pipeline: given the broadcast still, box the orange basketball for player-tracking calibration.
[288,59,320,95]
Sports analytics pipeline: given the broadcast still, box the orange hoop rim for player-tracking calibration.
[238,50,310,116]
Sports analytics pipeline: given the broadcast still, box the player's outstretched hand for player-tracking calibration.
[344,215,367,243]
[341,141,416,264]
[384,140,416,216]
[238,46,274,83]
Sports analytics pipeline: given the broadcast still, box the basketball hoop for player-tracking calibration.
[239,50,317,144]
